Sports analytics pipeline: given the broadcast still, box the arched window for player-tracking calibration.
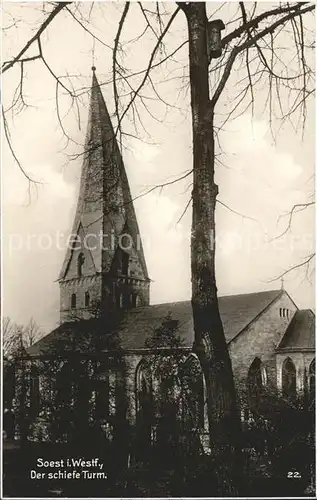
[135,360,154,448]
[115,289,125,310]
[122,293,131,310]
[56,362,74,407]
[85,292,90,308]
[131,294,136,308]
[77,252,85,277]
[93,363,111,421]
[247,358,265,404]
[180,355,205,431]
[71,293,76,309]
[136,361,153,418]
[309,359,315,402]
[55,361,90,440]
[121,251,129,275]
[282,357,296,398]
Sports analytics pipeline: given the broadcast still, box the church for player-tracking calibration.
[14,69,315,449]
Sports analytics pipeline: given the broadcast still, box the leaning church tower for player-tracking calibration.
[58,68,150,323]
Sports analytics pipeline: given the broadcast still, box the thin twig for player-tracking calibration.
[2,2,71,74]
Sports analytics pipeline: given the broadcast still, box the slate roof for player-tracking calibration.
[58,70,149,281]
[27,289,282,357]
[278,309,315,350]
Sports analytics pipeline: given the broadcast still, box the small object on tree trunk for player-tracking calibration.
[207,19,225,61]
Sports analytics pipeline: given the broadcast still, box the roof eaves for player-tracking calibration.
[275,346,315,353]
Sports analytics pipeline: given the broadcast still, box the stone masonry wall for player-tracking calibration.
[229,291,297,399]
[60,275,102,323]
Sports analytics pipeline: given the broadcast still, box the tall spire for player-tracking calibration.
[58,68,150,322]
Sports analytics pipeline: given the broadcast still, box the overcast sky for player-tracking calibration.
[3,2,315,333]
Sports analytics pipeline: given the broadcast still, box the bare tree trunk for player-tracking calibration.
[182,3,241,493]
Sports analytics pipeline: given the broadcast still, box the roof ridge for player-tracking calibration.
[28,289,310,356]
[149,289,281,308]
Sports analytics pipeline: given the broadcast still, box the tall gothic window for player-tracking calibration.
[71,293,76,309]
[93,363,111,422]
[55,361,90,441]
[77,252,85,277]
[135,360,154,449]
[180,355,205,431]
[56,363,74,408]
[131,294,139,308]
[247,358,265,404]
[309,359,315,403]
[115,291,124,309]
[123,293,131,309]
[115,290,134,310]
[282,357,297,398]
[85,292,90,308]
[121,251,129,275]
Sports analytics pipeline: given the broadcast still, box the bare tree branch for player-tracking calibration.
[113,2,130,147]
[2,107,40,185]
[222,2,309,48]
[210,3,315,109]
[115,5,181,134]
[272,201,315,240]
[217,199,259,224]
[65,5,112,51]
[2,2,71,74]
[270,253,315,281]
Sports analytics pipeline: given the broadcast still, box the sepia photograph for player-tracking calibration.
[2,1,316,497]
